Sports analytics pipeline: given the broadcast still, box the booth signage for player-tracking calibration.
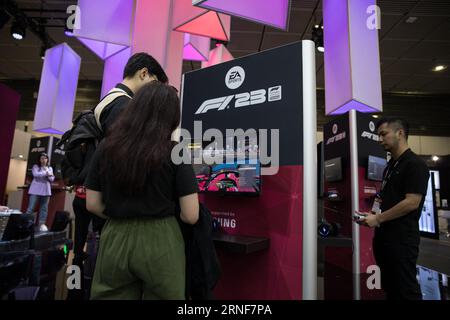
[181,41,308,299]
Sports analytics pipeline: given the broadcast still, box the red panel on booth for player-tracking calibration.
[201,166,302,299]
[181,42,305,299]
[0,84,21,203]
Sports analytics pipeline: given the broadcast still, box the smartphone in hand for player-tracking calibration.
[353,211,367,222]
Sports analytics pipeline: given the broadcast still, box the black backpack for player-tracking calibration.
[57,88,131,186]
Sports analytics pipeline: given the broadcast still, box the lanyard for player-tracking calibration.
[380,160,399,192]
[380,149,409,192]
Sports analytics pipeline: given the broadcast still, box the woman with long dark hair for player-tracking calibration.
[85,82,199,299]
[26,153,55,231]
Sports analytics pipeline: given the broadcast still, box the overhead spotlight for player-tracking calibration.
[433,65,447,72]
[312,24,324,53]
[432,156,440,162]
[372,115,379,119]
[405,16,418,24]
[11,19,26,40]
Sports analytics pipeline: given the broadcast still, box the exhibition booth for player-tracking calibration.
[0,0,449,301]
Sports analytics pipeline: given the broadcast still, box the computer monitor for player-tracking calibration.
[1,213,34,241]
[430,170,440,190]
[324,157,342,182]
[419,172,439,239]
[195,159,261,195]
[367,155,387,182]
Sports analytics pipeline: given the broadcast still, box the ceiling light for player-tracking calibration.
[432,156,439,162]
[312,24,324,53]
[11,19,26,40]
[433,65,447,72]
[12,31,24,40]
[372,115,379,118]
[18,155,24,159]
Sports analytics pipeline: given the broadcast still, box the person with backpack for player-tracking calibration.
[61,53,168,269]
[97,52,169,134]
[85,82,199,300]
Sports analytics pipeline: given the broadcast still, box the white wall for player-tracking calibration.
[410,136,450,155]
[6,158,27,194]
[10,129,32,160]
[6,129,31,198]
[317,131,324,143]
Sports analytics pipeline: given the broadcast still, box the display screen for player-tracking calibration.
[419,172,437,236]
[417,266,442,300]
[367,155,387,181]
[194,158,261,195]
[324,157,342,182]
[191,135,261,195]
[430,170,440,190]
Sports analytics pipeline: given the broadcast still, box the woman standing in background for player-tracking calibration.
[26,153,55,231]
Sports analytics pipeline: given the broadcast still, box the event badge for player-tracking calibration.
[371,194,382,215]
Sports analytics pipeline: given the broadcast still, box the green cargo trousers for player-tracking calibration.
[90,215,185,300]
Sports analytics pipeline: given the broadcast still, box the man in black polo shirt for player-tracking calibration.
[358,117,429,300]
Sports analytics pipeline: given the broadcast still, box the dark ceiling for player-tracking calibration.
[1,0,450,135]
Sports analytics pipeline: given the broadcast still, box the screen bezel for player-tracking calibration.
[367,155,387,182]
[324,157,343,182]
[420,173,439,239]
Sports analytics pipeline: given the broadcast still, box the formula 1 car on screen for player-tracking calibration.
[195,163,260,194]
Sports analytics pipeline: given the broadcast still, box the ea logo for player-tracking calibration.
[332,124,338,135]
[369,121,375,132]
[225,66,245,90]
[37,140,41,147]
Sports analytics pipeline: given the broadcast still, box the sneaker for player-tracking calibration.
[39,224,48,232]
